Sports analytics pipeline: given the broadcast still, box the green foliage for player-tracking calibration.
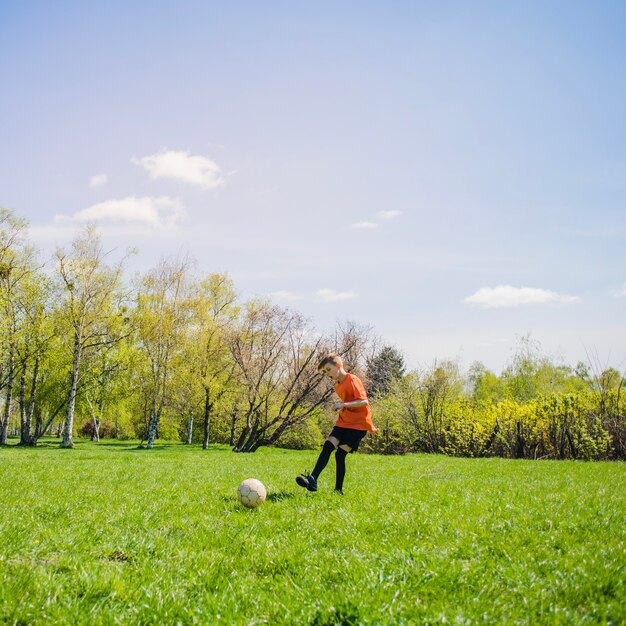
[468,361,507,404]
[0,443,624,624]
[372,369,626,460]
[365,379,418,454]
[2,212,625,463]
[274,416,324,450]
[365,345,406,396]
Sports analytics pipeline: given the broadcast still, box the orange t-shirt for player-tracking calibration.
[334,373,378,433]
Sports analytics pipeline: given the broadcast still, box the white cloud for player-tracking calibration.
[316,288,358,302]
[351,221,378,230]
[377,210,402,219]
[89,174,107,188]
[464,285,580,308]
[132,149,224,189]
[270,290,304,301]
[55,196,185,229]
[615,283,626,297]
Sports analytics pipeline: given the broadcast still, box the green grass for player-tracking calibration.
[1,439,625,625]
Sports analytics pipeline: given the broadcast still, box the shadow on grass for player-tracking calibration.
[2,439,237,456]
[120,442,232,453]
[267,491,296,503]
[0,439,62,450]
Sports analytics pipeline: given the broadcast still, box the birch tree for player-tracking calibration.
[135,256,191,449]
[14,271,54,445]
[0,209,37,444]
[81,331,130,441]
[55,225,129,448]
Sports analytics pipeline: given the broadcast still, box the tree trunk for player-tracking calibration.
[61,333,82,448]
[0,413,7,445]
[92,418,101,442]
[202,388,211,450]
[233,405,255,451]
[97,392,105,441]
[229,409,239,447]
[18,351,30,445]
[147,368,167,449]
[32,396,67,444]
[265,418,293,446]
[1,347,15,445]
[233,424,250,451]
[233,412,263,452]
[186,412,194,445]
[147,399,159,449]
[24,356,39,446]
[34,410,43,442]
[86,396,100,442]
[238,429,266,452]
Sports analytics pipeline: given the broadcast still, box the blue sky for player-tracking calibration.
[1,1,625,372]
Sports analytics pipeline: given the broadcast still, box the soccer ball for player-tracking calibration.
[237,478,267,508]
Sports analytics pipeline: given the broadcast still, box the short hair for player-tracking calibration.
[317,354,342,371]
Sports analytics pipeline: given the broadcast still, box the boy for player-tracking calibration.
[296,354,378,494]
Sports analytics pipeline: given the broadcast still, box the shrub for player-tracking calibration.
[274,418,323,450]
[79,419,117,439]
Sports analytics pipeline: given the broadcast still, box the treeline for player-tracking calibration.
[0,209,373,451]
[1,208,625,459]
[367,346,626,460]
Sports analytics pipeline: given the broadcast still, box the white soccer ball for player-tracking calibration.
[237,478,267,508]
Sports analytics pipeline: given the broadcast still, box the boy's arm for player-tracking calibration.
[332,399,369,411]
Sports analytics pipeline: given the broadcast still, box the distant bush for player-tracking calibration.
[79,420,117,439]
[371,386,625,460]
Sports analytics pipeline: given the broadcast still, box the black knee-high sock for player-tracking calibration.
[335,448,348,492]
[311,441,335,480]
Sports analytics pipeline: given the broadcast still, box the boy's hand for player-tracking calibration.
[332,402,344,412]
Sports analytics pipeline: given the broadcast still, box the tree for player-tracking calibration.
[0,209,38,444]
[467,361,506,405]
[501,335,576,402]
[55,225,130,448]
[135,256,192,449]
[14,270,54,445]
[228,302,333,452]
[186,273,239,449]
[329,320,377,378]
[366,345,406,396]
[80,326,131,442]
[417,360,464,452]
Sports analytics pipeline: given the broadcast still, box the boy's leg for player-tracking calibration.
[311,438,339,480]
[334,444,351,493]
[296,436,339,491]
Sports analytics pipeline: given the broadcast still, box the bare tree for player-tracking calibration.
[330,319,378,380]
[228,302,334,452]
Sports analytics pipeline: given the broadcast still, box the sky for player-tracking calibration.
[1,1,625,373]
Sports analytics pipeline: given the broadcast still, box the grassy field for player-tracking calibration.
[1,439,625,625]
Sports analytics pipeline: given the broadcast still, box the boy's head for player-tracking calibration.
[317,354,345,381]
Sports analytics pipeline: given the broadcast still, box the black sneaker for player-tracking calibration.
[296,473,317,492]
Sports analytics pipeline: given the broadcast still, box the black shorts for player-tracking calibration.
[329,426,367,452]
